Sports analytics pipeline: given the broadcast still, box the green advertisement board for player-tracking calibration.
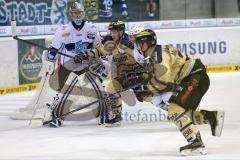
[18,39,45,85]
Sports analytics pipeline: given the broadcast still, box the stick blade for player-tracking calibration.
[120,90,136,106]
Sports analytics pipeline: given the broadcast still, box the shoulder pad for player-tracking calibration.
[58,23,71,31]
[85,21,98,30]
[55,23,71,37]
[61,24,68,30]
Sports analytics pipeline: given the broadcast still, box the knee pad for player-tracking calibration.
[168,103,199,142]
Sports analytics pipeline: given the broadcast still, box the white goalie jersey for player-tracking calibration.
[50,21,101,71]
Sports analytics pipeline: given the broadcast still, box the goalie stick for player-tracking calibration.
[10,21,73,58]
[28,72,49,126]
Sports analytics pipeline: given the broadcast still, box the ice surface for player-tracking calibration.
[0,72,240,160]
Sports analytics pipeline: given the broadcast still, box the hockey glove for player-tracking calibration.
[74,52,88,63]
[89,60,110,79]
[143,62,153,74]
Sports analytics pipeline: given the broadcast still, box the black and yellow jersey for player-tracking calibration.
[144,44,196,95]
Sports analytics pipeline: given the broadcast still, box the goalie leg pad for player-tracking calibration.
[84,73,106,124]
[44,75,78,127]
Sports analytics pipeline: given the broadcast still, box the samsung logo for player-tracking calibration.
[175,41,227,55]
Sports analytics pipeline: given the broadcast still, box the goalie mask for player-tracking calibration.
[135,30,157,55]
[67,0,85,25]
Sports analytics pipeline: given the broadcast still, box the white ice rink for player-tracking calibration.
[0,72,240,160]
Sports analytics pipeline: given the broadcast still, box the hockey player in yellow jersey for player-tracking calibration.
[74,20,140,126]
[134,30,225,155]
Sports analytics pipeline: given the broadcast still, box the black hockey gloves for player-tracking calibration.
[74,52,88,63]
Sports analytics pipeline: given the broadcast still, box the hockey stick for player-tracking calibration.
[10,21,73,58]
[43,83,141,125]
[29,73,49,126]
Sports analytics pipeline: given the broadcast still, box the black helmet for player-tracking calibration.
[108,20,125,31]
[135,30,157,50]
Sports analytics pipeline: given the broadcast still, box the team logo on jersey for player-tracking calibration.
[87,31,96,39]
[61,31,70,37]
[75,40,84,54]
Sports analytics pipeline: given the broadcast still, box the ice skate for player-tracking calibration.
[180,132,207,156]
[48,118,63,128]
[201,110,225,136]
[43,106,63,128]
[104,112,122,127]
[43,109,63,128]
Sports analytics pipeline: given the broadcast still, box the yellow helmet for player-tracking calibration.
[135,30,157,49]
[108,20,125,31]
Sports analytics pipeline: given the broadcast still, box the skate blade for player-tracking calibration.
[29,119,43,128]
[105,122,121,127]
[215,111,225,136]
[180,147,207,156]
